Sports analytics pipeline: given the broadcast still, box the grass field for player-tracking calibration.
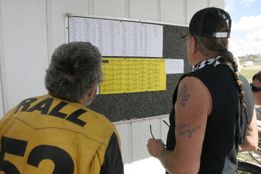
[240,66,261,82]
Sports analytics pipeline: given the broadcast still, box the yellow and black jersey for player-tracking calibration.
[0,95,123,174]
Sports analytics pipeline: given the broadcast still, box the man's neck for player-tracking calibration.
[192,54,212,66]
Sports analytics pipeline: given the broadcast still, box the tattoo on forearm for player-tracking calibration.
[177,124,200,139]
[177,84,190,107]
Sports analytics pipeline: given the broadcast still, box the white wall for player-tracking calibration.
[210,0,225,7]
[0,80,3,116]
[187,0,209,24]
[129,0,160,20]
[161,0,187,24]
[0,0,48,111]
[115,115,169,164]
[93,0,127,17]
[0,0,224,164]
[0,0,5,116]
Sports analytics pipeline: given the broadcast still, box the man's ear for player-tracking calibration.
[80,86,97,105]
[87,86,97,99]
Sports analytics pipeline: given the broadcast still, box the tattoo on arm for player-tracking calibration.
[177,84,191,107]
[176,124,200,139]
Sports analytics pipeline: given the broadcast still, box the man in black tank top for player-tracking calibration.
[147,7,258,174]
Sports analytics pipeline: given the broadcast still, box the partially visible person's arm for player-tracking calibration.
[147,76,211,174]
[238,74,259,152]
[239,109,259,152]
[100,133,124,174]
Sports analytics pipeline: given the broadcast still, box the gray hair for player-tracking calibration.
[45,42,102,102]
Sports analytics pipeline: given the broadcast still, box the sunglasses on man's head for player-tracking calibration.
[250,83,261,92]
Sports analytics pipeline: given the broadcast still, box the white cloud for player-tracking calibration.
[240,0,257,6]
[229,34,261,56]
[225,0,236,12]
[229,14,261,56]
[246,29,261,41]
[225,0,261,56]
[229,39,261,56]
[225,0,261,11]
[232,15,261,31]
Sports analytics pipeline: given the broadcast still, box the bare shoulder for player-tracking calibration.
[176,76,212,115]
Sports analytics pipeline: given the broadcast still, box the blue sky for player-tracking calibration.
[225,0,261,56]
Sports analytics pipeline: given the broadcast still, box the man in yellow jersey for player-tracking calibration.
[0,42,124,174]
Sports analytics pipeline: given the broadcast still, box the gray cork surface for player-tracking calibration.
[90,25,192,122]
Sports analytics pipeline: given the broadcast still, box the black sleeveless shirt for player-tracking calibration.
[166,63,240,173]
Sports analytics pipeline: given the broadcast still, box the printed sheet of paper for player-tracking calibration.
[100,58,166,94]
[68,17,163,57]
[165,59,184,74]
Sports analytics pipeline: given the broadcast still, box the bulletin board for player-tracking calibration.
[67,16,191,121]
